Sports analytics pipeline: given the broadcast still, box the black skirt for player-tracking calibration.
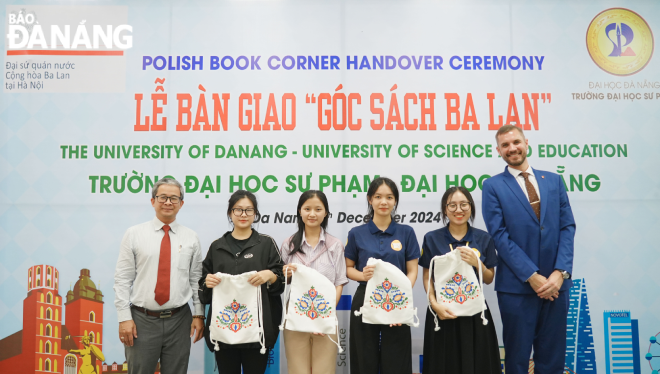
[422,304,501,374]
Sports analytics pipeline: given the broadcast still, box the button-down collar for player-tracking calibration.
[302,228,327,250]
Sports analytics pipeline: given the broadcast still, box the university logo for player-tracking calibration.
[586,8,654,76]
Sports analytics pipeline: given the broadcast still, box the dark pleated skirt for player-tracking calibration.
[422,304,502,374]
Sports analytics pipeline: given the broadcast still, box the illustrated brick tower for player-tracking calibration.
[24,265,64,373]
[65,269,105,374]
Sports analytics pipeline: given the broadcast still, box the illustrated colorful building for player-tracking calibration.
[565,279,597,372]
[0,265,104,374]
[603,310,641,374]
[499,346,505,373]
[101,361,160,373]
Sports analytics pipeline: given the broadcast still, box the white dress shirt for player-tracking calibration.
[508,165,541,203]
[114,217,203,322]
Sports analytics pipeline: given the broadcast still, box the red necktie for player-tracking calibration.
[520,172,541,220]
[155,225,171,305]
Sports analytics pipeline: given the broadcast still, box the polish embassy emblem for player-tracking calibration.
[586,8,654,76]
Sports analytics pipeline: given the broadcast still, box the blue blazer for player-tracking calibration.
[482,166,576,294]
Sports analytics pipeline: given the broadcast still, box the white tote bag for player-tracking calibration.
[279,264,343,352]
[354,258,419,327]
[427,244,488,331]
[209,271,267,353]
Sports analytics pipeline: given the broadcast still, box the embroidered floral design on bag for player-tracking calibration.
[369,278,409,312]
[439,272,479,304]
[294,286,333,320]
[215,300,254,332]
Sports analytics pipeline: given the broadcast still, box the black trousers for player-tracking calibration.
[350,284,412,374]
[214,348,268,374]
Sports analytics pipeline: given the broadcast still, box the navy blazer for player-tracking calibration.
[482,166,576,294]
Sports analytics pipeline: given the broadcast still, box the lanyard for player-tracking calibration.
[448,242,469,252]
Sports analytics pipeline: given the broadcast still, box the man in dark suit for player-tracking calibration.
[482,125,576,374]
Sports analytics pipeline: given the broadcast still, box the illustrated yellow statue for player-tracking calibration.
[68,335,105,374]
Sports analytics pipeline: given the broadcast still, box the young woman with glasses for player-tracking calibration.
[279,190,348,374]
[198,190,284,374]
[419,186,501,374]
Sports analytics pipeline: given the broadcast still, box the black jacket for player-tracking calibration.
[199,230,284,351]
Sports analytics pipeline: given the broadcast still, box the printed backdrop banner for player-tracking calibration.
[1,1,659,374]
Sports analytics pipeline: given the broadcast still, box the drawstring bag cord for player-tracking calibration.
[210,272,270,353]
[326,315,345,353]
[427,243,487,330]
[212,273,222,351]
[472,246,489,326]
[257,283,267,354]
[353,268,364,316]
[427,257,440,331]
[410,307,420,327]
[280,266,344,352]
[279,267,292,331]
[459,244,488,325]
[354,257,378,317]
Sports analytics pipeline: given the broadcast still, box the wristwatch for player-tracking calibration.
[558,270,570,279]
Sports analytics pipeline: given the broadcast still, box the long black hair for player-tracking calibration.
[226,190,261,223]
[440,186,475,225]
[365,177,399,220]
[288,190,330,256]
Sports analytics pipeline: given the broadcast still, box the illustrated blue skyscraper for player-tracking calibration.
[566,280,581,369]
[576,280,596,372]
[603,310,641,374]
[565,279,597,372]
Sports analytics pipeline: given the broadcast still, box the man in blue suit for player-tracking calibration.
[482,125,575,374]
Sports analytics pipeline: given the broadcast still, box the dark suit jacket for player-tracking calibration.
[482,166,576,294]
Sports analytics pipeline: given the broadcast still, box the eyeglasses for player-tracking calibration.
[232,208,255,216]
[446,202,471,212]
[155,195,182,204]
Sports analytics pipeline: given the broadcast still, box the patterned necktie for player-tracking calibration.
[155,224,171,305]
[520,172,541,220]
